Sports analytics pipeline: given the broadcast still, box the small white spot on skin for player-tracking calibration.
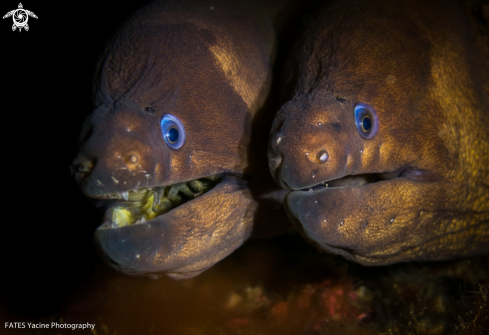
[312,175,315,178]
[390,218,394,223]
[323,219,327,223]
[123,181,126,185]
[315,200,317,203]
[277,137,282,145]
[318,122,322,126]
[111,176,119,184]
[360,149,363,154]
[136,254,140,259]
[306,152,310,156]
[340,221,344,226]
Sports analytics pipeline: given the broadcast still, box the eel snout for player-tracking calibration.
[72,101,163,198]
[268,99,367,190]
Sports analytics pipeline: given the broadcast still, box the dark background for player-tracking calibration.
[0,0,152,317]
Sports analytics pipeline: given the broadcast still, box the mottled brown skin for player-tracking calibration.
[72,0,292,279]
[268,0,489,265]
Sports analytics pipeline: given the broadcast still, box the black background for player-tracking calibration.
[0,0,152,317]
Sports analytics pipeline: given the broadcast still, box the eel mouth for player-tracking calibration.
[91,174,225,229]
[298,169,407,192]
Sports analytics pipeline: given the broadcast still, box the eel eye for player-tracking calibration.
[354,103,378,139]
[161,114,185,149]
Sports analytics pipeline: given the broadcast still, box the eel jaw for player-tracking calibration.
[92,174,224,229]
[91,174,255,279]
[284,167,435,263]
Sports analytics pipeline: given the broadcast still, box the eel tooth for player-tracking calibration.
[205,174,223,181]
[176,183,195,197]
[167,186,179,199]
[151,187,165,212]
[189,179,205,192]
[121,191,129,201]
[155,187,164,205]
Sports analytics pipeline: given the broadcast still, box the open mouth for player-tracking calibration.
[92,174,224,229]
[301,169,408,192]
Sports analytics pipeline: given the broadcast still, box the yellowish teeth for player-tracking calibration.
[112,207,132,227]
[105,174,224,228]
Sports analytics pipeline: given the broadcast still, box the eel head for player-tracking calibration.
[268,0,489,265]
[71,12,273,279]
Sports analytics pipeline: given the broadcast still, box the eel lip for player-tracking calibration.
[93,175,254,279]
[294,168,407,192]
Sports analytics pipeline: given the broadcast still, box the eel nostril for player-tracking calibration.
[270,133,283,154]
[269,154,283,171]
[78,161,93,172]
[318,150,329,163]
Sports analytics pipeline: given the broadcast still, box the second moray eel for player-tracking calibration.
[269,0,489,265]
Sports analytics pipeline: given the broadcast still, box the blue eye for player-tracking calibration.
[354,103,378,139]
[167,127,179,142]
[161,114,185,149]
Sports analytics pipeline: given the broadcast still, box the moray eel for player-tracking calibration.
[268,0,489,265]
[72,0,293,279]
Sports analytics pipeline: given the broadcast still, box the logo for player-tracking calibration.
[3,3,37,32]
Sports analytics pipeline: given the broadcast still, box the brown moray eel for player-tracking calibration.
[72,0,294,279]
[268,0,489,265]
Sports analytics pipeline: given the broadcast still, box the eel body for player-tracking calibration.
[268,0,489,265]
[72,0,293,279]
